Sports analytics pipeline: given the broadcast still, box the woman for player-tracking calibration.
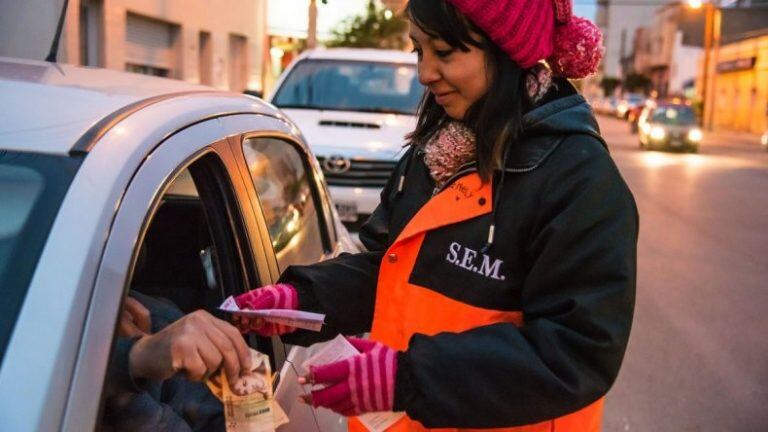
[235,0,638,430]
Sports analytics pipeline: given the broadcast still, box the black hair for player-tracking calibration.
[405,0,527,181]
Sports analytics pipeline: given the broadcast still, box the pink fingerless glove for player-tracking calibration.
[233,283,298,336]
[308,338,398,416]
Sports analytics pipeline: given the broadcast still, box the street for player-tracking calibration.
[597,116,768,431]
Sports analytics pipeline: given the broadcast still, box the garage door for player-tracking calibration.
[125,13,177,77]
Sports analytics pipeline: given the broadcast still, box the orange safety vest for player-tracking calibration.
[349,173,603,432]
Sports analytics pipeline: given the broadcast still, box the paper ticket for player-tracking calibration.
[219,296,325,332]
[303,335,405,432]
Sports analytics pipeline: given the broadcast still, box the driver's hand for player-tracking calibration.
[129,310,251,385]
[118,297,152,338]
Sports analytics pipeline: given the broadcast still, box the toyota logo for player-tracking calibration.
[323,155,351,174]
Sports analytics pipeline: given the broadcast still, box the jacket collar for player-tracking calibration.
[505,94,605,172]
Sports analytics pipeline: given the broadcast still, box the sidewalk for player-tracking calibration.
[701,128,765,152]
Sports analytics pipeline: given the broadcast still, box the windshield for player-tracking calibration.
[272,59,423,115]
[0,151,80,364]
[651,106,697,126]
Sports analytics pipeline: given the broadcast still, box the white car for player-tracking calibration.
[0,57,355,431]
[269,48,423,229]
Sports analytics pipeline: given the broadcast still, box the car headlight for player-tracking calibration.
[761,133,768,147]
[650,126,667,141]
[688,129,703,142]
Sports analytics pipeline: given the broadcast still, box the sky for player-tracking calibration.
[269,0,598,39]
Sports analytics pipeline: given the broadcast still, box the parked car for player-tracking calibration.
[0,57,356,432]
[597,96,619,116]
[269,48,423,229]
[637,103,702,152]
[616,93,646,120]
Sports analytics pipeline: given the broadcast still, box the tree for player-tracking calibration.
[623,73,652,94]
[325,0,408,49]
[600,76,621,97]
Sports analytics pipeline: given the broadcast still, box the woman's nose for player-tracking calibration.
[418,55,440,86]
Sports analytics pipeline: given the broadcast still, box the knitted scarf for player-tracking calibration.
[423,65,553,187]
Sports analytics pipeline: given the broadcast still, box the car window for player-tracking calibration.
[242,137,326,270]
[272,59,423,115]
[128,155,255,313]
[99,152,262,430]
[651,106,697,125]
[0,151,80,363]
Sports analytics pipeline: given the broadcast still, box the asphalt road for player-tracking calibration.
[599,115,768,432]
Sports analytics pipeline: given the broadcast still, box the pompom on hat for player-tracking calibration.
[445,0,604,79]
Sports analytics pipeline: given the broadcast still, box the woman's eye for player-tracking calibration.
[435,49,454,59]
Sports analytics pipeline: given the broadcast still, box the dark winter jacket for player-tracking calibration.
[281,80,638,428]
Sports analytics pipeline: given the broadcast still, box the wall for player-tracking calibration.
[0,0,268,91]
[708,34,768,134]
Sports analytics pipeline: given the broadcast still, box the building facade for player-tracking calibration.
[0,0,268,92]
[597,0,675,79]
[632,4,702,98]
[699,30,768,134]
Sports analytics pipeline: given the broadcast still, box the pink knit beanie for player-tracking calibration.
[445,0,603,79]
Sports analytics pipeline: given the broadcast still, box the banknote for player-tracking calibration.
[207,349,289,432]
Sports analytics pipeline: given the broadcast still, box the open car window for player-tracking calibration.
[98,152,263,431]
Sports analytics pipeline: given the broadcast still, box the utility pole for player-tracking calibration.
[689,0,721,131]
[307,0,318,49]
[705,5,721,131]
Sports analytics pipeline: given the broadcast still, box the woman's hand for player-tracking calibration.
[232,283,299,336]
[129,310,252,385]
[299,338,398,416]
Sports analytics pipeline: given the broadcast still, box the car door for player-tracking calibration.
[221,114,352,432]
[61,118,273,431]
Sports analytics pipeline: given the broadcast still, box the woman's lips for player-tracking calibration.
[433,91,455,105]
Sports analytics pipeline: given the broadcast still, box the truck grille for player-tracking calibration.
[316,157,397,188]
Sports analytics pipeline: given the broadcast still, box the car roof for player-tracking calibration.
[301,48,417,65]
[0,57,273,156]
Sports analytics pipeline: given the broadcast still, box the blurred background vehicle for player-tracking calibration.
[616,93,646,120]
[597,96,620,116]
[638,103,702,153]
[629,99,657,134]
[269,48,423,232]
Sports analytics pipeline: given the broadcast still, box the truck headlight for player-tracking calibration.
[650,127,667,141]
[688,129,703,142]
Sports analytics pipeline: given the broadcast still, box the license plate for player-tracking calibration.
[335,201,358,222]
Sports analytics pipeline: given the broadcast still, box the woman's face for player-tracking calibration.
[409,21,491,121]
